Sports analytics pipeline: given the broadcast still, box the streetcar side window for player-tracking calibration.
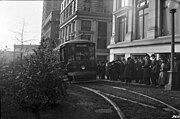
[89,44,95,60]
[60,47,65,62]
[67,45,75,61]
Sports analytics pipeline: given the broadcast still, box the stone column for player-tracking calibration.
[107,21,112,47]
[111,15,116,44]
[125,53,131,60]
[111,0,117,44]
[109,53,115,62]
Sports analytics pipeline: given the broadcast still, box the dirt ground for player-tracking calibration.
[2,85,119,119]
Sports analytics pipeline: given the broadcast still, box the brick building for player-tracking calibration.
[59,0,113,61]
[108,0,180,61]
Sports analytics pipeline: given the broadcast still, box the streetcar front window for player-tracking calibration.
[76,44,89,60]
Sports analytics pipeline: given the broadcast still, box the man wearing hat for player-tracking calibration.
[150,54,159,86]
[143,54,151,85]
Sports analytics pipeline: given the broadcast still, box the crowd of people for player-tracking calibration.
[97,54,180,87]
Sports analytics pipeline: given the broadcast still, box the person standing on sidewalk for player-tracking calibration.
[150,54,159,86]
[174,54,180,89]
[158,57,168,86]
[143,54,151,85]
[105,60,110,80]
[123,57,135,83]
[137,57,144,84]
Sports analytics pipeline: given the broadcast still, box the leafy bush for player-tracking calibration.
[1,41,67,114]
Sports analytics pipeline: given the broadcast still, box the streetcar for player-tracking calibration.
[54,40,97,81]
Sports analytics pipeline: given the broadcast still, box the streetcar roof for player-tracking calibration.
[54,40,95,51]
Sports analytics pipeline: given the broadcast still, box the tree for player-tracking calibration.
[12,19,35,61]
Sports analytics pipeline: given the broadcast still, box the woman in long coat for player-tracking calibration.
[158,58,168,86]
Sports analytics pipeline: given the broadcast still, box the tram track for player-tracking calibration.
[78,85,125,119]
[76,82,179,119]
[102,84,180,114]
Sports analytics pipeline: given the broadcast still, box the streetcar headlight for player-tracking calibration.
[81,66,86,70]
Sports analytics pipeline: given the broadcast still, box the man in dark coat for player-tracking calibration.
[143,54,151,85]
[123,57,135,83]
[137,57,144,84]
[100,61,106,79]
[109,61,116,80]
[150,54,160,86]
[97,62,101,79]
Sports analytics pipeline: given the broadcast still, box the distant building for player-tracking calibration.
[0,51,14,65]
[59,0,113,61]
[14,45,39,60]
[108,0,180,61]
[41,0,63,48]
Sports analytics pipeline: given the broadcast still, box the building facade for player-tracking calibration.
[41,0,63,48]
[108,0,180,61]
[59,0,113,61]
[14,44,39,60]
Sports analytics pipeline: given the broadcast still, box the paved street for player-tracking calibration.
[74,79,180,119]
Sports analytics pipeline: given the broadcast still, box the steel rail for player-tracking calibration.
[103,84,180,114]
[77,85,126,119]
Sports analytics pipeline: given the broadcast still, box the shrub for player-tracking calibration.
[1,41,67,114]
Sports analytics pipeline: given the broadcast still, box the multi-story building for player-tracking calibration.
[59,0,113,62]
[41,0,63,48]
[108,0,180,61]
[0,51,14,65]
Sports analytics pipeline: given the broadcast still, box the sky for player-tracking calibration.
[0,1,43,51]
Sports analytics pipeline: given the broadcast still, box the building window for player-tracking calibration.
[81,34,91,40]
[117,16,127,42]
[72,21,75,32]
[81,20,91,31]
[97,22,107,49]
[66,8,69,19]
[69,4,72,16]
[73,0,76,13]
[69,24,71,35]
[84,0,91,11]
[97,0,106,13]
[160,0,171,36]
[136,0,149,40]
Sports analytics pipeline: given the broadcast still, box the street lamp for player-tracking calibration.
[165,0,179,90]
